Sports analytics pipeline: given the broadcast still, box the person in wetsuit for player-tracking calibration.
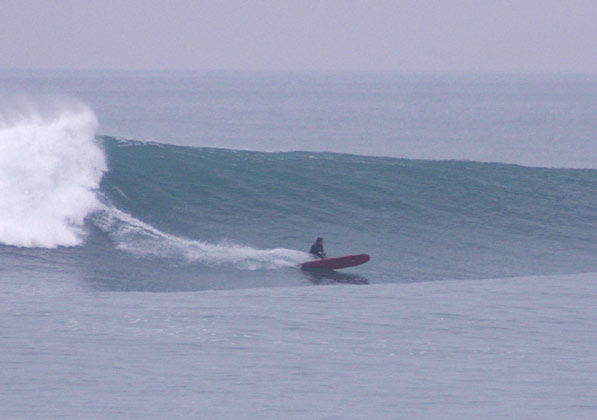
[309,237,326,259]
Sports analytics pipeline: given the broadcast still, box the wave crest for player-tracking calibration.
[0,97,106,247]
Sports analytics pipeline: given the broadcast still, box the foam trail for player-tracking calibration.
[93,206,308,270]
[0,97,106,247]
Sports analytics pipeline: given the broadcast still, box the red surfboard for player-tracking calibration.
[300,254,370,270]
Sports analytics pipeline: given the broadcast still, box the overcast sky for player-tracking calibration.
[1,0,596,73]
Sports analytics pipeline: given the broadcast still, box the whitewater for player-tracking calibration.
[1,72,596,419]
[0,97,105,247]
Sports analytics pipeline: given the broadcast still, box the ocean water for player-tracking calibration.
[1,71,596,419]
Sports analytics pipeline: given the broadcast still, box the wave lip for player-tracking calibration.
[0,97,106,248]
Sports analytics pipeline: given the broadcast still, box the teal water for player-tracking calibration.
[2,133,596,291]
[16,136,586,291]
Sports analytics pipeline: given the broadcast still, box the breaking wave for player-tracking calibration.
[0,97,106,247]
[2,100,596,282]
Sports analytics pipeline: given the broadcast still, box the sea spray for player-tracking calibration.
[93,205,308,269]
[0,97,106,247]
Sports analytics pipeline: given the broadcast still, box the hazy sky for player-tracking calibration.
[2,0,597,73]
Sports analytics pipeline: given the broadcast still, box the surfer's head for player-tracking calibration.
[316,237,323,244]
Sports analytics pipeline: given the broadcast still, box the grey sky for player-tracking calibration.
[2,0,596,73]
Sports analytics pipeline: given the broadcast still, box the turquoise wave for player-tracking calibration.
[97,136,597,286]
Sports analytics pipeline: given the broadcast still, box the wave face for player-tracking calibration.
[0,98,106,247]
[2,129,596,291]
[93,137,597,286]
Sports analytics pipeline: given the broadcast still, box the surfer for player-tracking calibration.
[309,237,326,259]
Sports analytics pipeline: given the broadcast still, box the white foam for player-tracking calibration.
[0,97,106,247]
[93,206,308,269]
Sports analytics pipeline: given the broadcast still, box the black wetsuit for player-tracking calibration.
[309,242,325,259]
